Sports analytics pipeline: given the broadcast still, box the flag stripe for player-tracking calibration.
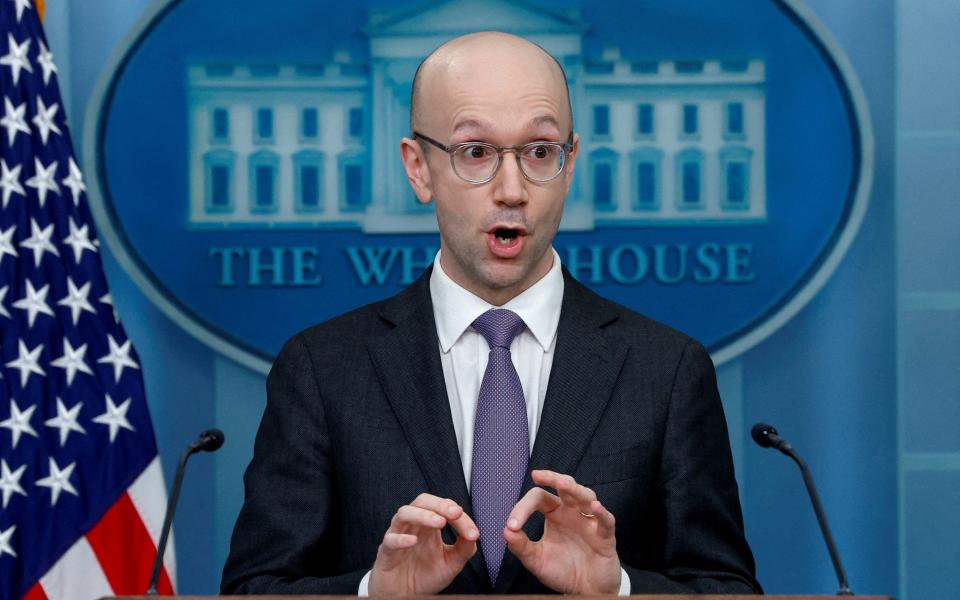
[38,538,113,600]
[128,457,177,584]
[23,582,47,600]
[85,492,173,595]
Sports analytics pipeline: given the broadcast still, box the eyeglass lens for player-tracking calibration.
[452,143,565,182]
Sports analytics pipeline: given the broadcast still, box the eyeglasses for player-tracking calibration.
[413,131,574,184]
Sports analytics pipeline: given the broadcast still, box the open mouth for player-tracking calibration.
[486,226,526,258]
[494,227,520,245]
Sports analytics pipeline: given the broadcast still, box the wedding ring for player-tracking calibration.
[579,511,596,518]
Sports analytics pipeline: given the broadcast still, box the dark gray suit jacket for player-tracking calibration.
[221,268,760,594]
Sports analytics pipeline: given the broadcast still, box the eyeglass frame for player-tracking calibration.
[412,131,575,184]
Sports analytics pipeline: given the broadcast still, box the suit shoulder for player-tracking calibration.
[570,276,703,354]
[274,274,430,365]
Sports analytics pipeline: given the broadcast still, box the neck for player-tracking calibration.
[439,252,554,307]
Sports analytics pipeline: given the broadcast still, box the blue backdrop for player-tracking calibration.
[42,0,960,598]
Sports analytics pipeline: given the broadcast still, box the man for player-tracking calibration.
[222,32,760,595]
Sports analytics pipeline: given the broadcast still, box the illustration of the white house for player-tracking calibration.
[187,0,766,232]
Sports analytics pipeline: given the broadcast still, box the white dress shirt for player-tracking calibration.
[360,248,629,595]
[430,248,563,485]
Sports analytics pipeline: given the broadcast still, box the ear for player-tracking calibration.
[561,132,580,194]
[400,137,435,204]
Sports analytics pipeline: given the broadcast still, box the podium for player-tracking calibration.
[116,594,894,600]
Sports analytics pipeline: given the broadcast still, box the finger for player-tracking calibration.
[410,493,465,521]
[506,487,561,532]
[447,508,480,542]
[503,522,537,564]
[589,499,617,539]
[533,470,596,512]
[389,504,447,533]
[447,531,478,566]
[382,531,418,550]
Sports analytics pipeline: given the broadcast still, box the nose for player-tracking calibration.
[491,150,527,207]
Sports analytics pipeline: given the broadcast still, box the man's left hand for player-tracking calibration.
[503,469,622,595]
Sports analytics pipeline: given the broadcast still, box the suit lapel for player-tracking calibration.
[495,271,629,593]
[367,273,489,586]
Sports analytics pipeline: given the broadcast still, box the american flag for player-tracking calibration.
[0,2,175,598]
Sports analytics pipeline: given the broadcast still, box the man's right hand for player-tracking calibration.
[368,494,479,596]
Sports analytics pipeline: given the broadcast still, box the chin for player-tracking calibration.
[479,263,536,293]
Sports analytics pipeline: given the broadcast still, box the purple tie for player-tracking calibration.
[470,308,529,585]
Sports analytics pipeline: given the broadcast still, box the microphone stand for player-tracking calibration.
[779,444,854,596]
[146,429,224,595]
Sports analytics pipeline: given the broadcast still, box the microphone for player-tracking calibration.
[751,423,853,596]
[146,428,225,595]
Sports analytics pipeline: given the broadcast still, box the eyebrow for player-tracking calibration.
[452,119,485,135]
[529,115,560,130]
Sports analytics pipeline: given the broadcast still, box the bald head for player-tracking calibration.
[409,32,573,135]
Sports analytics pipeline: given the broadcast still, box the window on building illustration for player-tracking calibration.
[682,161,700,205]
[593,163,614,210]
[719,147,752,210]
[636,162,656,208]
[339,154,369,212]
[302,108,319,139]
[682,104,698,136]
[211,165,230,208]
[256,108,273,141]
[211,108,229,143]
[301,165,320,209]
[203,150,234,214]
[631,148,662,211]
[255,166,274,208]
[726,102,744,137]
[348,107,363,139]
[344,164,364,209]
[248,151,278,213]
[637,104,654,136]
[593,105,610,137]
[726,162,747,206]
[294,150,324,213]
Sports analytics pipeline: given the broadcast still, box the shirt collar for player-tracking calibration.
[430,248,564,353]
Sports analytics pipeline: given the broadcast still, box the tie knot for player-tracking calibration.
[471,309,525,349]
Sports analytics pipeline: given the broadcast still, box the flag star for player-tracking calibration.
[44,397,87,446]
[0,286,8,318]
[0,525,16,559]
[0,97,30,145]
[0,159,24,207]
[25,158,60,206]
[31,97,62,145]
[0,225,15,264]
[12,0,33,23]
[4,339,45,387]
[0,459,27,508]
[97,334,139,382]
[63,218,97,263]
[35,457,79,506]
[36,39,57,85]
[57,278,96,325]
[12,279,54,327]
[19,218,59,266]
[51,338,94,385]
[0,399,38,448]
[100,292,119,322]
[0,34,32,85]
[93,395,135,442]
[62,158,86,205]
